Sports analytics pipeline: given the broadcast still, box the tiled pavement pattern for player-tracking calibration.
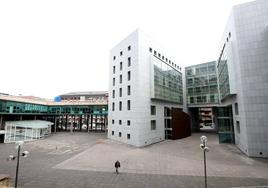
[0,132,268,188]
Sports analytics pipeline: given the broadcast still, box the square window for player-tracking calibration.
[119,75,122,83]
[120,62,123,71]
[127,134,130,139]
[235,103,239,115]
[154,50,157,55]
[127,85,131,95]
[119,132,122,137]
[128,57,131,67]
[127,100,131,110]
[128,45,131,51]
[127,120,130,126]
[112,131,114,135]
[149,47,152,52]
[151,105,156,115]
[112,90,115,98]
[119,88,122,97]
[113,78,115,86]
[127,71,131,81]
[158,53,161,58]
[120,51,123,56]
[151,120,156,130]
[119,120,122,125]
[236,121,240,134]
[119,101,122,111]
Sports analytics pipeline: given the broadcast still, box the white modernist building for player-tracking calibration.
[108,29,184,147]
[217,0,268,157]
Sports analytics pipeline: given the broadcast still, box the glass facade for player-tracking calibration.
[186,61,219,105]
[0,100,108,115]
[217,48,230,100]
[216,106,235,143]
[152,56,183,104]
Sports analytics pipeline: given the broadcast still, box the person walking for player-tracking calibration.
[114,160,121,174]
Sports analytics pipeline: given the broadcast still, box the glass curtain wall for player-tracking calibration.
[186,61,219,105]
[152,57,183,104]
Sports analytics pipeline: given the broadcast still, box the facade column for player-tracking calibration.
[34,115,37,120]
[70,116,73,134]
[54,116,57,133]
[90,114,93,131]
[86,114,89,132]
[65,115,68,131]
[0,115,3,129]
[20,115,22,121]
[80,115,82,131]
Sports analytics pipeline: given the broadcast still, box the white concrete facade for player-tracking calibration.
[108,29,183,147]
[218,0,268,157]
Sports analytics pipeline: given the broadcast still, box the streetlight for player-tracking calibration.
[7,141,29,188]
[200,136,209,188]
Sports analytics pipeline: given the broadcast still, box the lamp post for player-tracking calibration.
[200,136,209,188]
[7,141,29,188]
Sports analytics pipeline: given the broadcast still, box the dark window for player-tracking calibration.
[162,56,164,60]
[120,62,123,70]
[112,131,114,135]
[120,51,123,56]
[151,105,156,115]
[127,71,131,81]
[149,47,152,52]
[235,103,239,115]
[112,102,115,111]
[119,101,122,111]
[113,78,115,86]
[112,90,115,98]
[120,75,122,83]
[128,45,131,51]
[127,120,130,126]
[119,88,122,97]
[154,50,157,55]
[113,56,116,60]
[236,121,240,134]
[127,100,131,110]
[151,120,156,130]
[128,57,131,67]
[119,132,122,137]
[112,119,114,124]
[127,134,130,139]
[113,66,115,74]
[127,85,131,95]
[119,120,122,125]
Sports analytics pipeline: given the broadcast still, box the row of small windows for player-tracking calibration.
[113,45,131,60]
[112,119,131,126]
[113,57,131,73]
[111,131,131,139]
[149,47,181,71]
[112,100,131,111]
[112,71,131,85]
[112,86,131,98]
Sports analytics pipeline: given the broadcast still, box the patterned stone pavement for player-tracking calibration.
[0,132,268,188]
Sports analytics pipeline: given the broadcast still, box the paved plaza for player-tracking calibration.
[0,132,268,188]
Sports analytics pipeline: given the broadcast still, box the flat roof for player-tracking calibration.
[60,91,108,96]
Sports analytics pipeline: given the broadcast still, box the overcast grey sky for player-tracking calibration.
[0,0,252,99]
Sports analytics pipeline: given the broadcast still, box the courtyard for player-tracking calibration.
[0,132,268,188]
